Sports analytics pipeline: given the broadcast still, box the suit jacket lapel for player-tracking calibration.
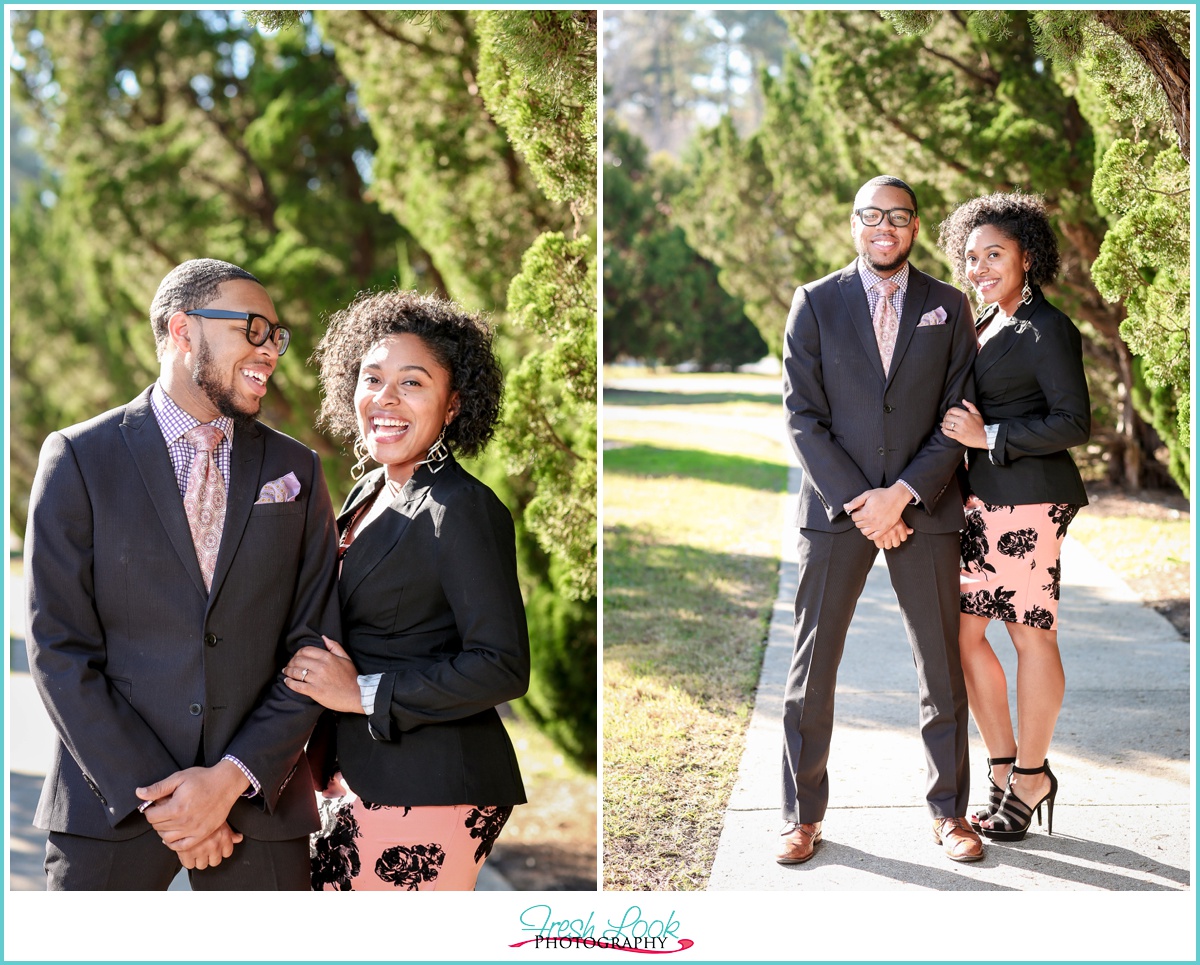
[885,267,930,385]
[975,290,1044,379]
[838,261,886,382]
[209,421,265,602]
[337,468,435,607]
[120,387,208,598]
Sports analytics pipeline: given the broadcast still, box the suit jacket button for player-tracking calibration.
[204,633,218,647]
[189,703,203,716]
[877,447,885,455]
[883,404,894,413]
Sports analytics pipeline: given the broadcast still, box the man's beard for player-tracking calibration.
[193,334,259,432]
[857,235,913,274]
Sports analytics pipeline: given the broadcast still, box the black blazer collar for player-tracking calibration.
[336,457,447,604]
[974,286,1047,378]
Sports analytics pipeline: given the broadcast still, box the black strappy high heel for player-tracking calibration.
[980,759,1057,841]
[969,756,1015,832]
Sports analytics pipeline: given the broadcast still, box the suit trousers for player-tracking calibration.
[45,829,311,891]
[781,526,970,823]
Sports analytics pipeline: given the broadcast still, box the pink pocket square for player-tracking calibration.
[917,306,948,327]
[256,472,301,503]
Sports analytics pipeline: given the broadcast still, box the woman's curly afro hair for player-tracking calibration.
[937,192,1060,293]
[313,289,504,460]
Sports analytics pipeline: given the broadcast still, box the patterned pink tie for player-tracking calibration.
[873,278,900,375]
[183,424,226,592]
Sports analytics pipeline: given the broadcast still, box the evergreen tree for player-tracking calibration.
[604,123,766,367]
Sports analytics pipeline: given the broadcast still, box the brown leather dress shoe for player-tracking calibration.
[776,821,822,864]
[932,816,985,863]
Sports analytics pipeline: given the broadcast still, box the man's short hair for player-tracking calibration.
[150,258,261,359]
[857,175,918,214]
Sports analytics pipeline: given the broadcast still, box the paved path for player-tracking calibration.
[710,461,1191,892]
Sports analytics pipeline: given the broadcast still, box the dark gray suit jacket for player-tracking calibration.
[25,385,341,841]
[783,259,978,533]
[322,456,529,807]
[962,287,1090,506]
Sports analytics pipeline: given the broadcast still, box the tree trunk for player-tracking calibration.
[1098,12,1190,162]
[1114,340,1143,488]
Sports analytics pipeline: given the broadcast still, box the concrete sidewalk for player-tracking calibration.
[709,464,1192,891]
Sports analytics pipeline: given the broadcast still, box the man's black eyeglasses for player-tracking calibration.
[854,207,916,228]
[185,309,291,355]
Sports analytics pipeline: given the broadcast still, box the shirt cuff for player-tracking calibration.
[221,754,261,799]
[358,673,383,717]
[897,479,920,505]
[985,423,1000,463]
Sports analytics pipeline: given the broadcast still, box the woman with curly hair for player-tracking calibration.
[282,289,528,890]
[937,193,1090,843]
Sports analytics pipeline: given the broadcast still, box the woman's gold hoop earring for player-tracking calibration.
[1021,275,1033,305]
[351,438,371,481]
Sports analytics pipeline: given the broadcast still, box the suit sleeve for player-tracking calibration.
[25,431,180,826]
[223,448,341,811]
[367,487,530,740]
[991,318,1090,465]
[895,288,977,510]
[783,285,873,520]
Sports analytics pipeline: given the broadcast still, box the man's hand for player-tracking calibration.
[136,761,249,850]
[175,822,244,870]
[870,520,913,550]
[844,483,914,545]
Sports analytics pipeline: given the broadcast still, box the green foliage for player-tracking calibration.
[312,10,560,309]
[1092,140,1190,491]
[502,232,596,602]
[603,123,767,367]
[1130,361,1189,499]
[476,11,597,220]
[1030,11,1190,153]
[672,46,857,356]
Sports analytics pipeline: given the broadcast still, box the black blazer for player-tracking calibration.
[962,287,1090,506]
[326,456,529,807]
[783,260,978,533]
[25,386,341,841]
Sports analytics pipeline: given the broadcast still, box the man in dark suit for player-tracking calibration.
[778,176,984,864]
[24,258,340,889]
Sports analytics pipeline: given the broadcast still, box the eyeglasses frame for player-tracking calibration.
[184,308,291,355]
[854,206,917,228]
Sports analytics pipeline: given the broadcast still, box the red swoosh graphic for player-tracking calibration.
[509,938,694,954]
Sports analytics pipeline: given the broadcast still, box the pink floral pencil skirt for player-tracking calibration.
[959,495,1080,630]
[310,773,514,891]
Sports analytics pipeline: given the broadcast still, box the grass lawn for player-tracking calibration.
[603,373,788,890]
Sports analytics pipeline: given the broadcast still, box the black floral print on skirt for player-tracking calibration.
[310,775,516,891]
[959,497,1080,629]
